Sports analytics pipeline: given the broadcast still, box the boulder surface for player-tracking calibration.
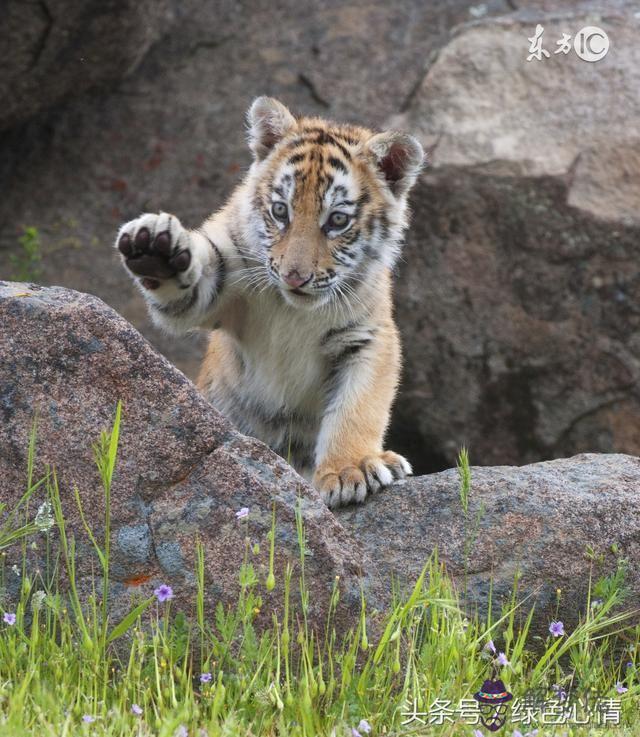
[0,0,174,132]
[0,281,375,633]
[340,453,640,624]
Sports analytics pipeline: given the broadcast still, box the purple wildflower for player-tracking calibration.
[626,661,634,669]
[235,507,249,519]
[484,640,496,654]
[496,652,510,666]
[175,726,188,737]
[3,612,16,626]
[473,730,484,737]
[131,704,143,716]
[551,683,567,702]
[351,730,362,737]
[82,715,95,723]
[200,672,212,683]
[357,719,372,734]
[154,584,174,603]
[616,682,628,694]
[549,620,565,637]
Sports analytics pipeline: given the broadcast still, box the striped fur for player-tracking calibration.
[115,98,424,508]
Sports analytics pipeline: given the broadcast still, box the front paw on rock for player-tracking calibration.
[316,466,368,509]
[315,452,411,509]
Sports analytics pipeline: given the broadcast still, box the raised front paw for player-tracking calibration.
[314,451,412,509]
[116,212,193,291]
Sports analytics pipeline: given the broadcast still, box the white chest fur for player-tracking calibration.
[236,291,329,418]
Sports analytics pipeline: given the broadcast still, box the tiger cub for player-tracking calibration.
[115,97,424,508]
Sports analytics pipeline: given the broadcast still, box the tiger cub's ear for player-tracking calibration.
[247,97,297,161]
[365,131,425,197]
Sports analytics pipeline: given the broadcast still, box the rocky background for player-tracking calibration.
[1,0,639,474]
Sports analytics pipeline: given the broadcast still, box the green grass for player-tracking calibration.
[0,407,638,736]
[10,226,42,282]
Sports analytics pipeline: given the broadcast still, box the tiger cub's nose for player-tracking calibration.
[282,270,313,289]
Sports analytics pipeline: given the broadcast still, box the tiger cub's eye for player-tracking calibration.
[271,201,288,221]
[327,211,349,229]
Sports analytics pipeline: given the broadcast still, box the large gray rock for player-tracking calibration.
[0,0,175,132]
[390,2,640,471]
[340,452,640,624]
[0,281,375,633]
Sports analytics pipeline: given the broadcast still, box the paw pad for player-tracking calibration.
[117,216,191,283]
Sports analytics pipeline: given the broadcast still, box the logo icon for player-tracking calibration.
[573,26,609,62]
[474,676,514,732]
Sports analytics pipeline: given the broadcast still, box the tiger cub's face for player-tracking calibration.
[243,98,424,309]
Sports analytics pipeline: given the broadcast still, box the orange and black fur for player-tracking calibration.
[115,97,424,508]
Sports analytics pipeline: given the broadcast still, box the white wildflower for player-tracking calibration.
[31,590,46,612]
[35,501,54,532]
